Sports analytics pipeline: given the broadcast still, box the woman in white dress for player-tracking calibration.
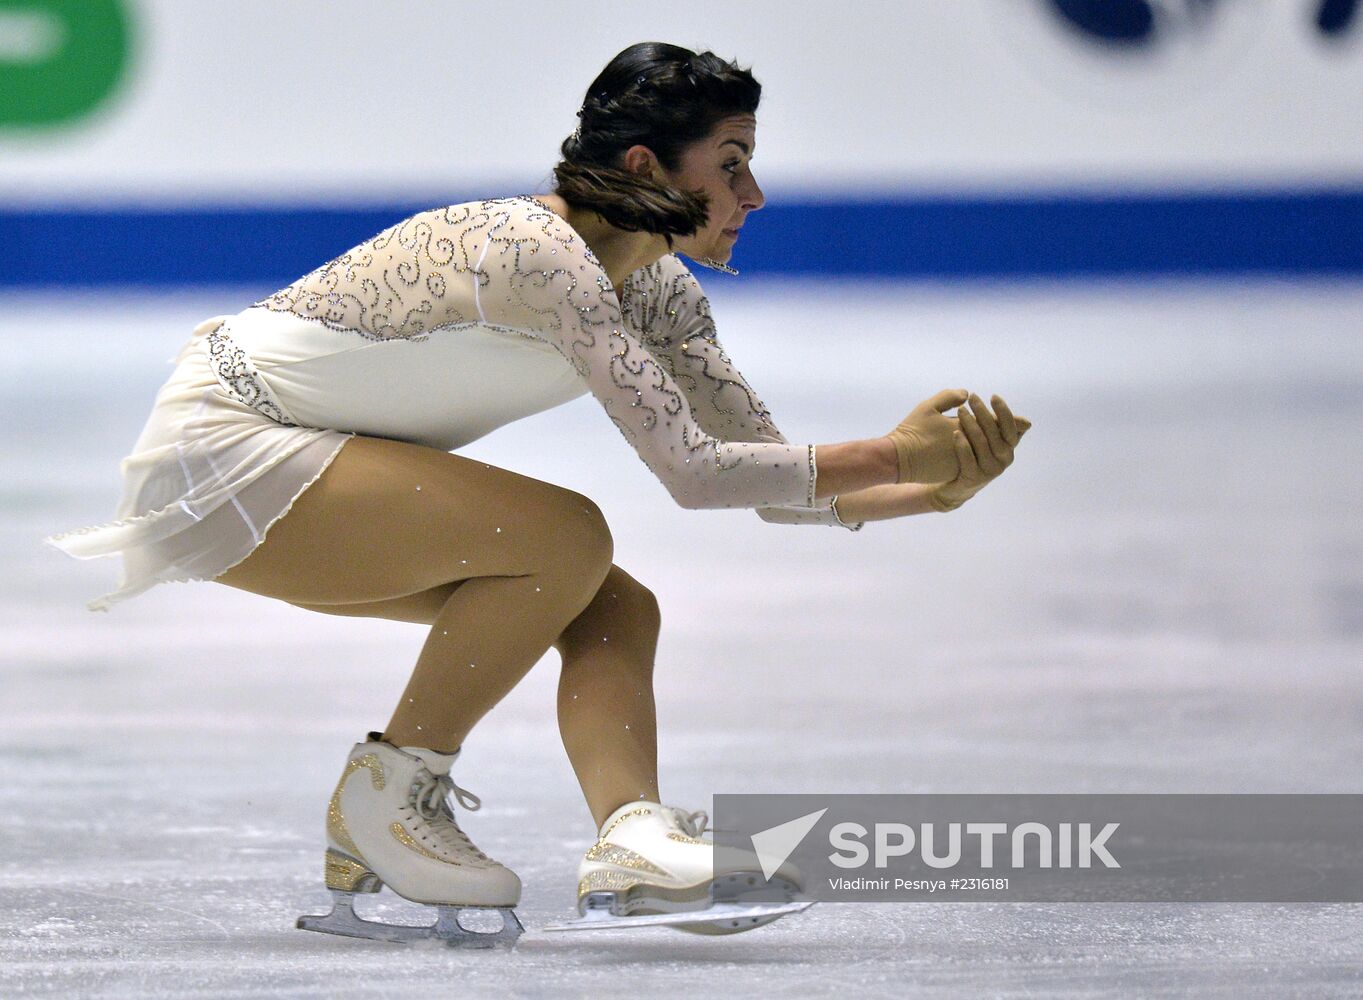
[46,42,1029,943]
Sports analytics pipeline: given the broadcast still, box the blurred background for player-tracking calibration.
[4,2,1361,997]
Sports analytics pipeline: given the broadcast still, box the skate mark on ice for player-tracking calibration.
[62,886,233,940]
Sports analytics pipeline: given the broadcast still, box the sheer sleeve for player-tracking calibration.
[477,198,825,512]
[623,253,864,531]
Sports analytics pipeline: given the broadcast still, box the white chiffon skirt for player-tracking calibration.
[45,318,354,612]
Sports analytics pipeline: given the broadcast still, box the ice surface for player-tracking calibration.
[3,279,1361,998]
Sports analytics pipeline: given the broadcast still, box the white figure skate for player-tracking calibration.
[543,800,813,935]
[296,733,524,948]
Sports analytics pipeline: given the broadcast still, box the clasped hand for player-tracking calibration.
[927,393,1031,512]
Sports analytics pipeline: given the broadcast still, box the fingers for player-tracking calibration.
[953,427,981,476]
[1016,416,1032,437]
[968,393,1010,464]
[992,395,1019,446]
[956,407,1004,475]
[926,388,970,413]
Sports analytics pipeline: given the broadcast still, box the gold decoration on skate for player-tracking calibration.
[578,868,646,897]
[351,753,386,789]
[326,789,363,859]
[666,831,707,845]
[390,822,464,865]
[583,841,671,876]
[326,754,387,858]
[600,806,653,839]
[323,850,376,892]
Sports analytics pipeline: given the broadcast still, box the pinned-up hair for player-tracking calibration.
[552,42,761,245]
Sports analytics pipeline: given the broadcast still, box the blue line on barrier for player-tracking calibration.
[3,188,1360,286]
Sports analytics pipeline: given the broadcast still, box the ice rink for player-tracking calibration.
[5,278,1362,997]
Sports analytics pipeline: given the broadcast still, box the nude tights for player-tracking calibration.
[214,434,661,830]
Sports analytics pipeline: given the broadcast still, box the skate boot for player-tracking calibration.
[544,800,813,935]
[296,732,523,947]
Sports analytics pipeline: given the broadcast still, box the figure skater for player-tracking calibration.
[46,41,1031,945]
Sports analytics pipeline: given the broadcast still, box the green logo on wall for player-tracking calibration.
[0,0,131,126]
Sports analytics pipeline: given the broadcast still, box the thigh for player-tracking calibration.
[289,579,464,624]
[290,562,655,632]
[215,434,610,605]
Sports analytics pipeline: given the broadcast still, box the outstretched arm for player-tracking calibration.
[480,199,822,511]
[838,394,1033,518]
[627,253,865,531]
[831,483,940,522]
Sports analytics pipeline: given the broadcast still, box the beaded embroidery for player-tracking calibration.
[205,326,296,426]
[252,203,492,342]
[623,256,858,525]
[243,195,840,518]
[621,258,784,445]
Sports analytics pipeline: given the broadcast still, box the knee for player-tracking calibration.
[555,565,661,658]
[617,579,661,636]
[545,492,615,589]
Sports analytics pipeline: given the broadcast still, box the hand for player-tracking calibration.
[926,393,1031,512]
[884,388,971,484]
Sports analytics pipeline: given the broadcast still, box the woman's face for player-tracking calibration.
[662,113,765,263]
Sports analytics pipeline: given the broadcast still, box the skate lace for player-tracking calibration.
[669,807,710,839]
[410,770,490,860]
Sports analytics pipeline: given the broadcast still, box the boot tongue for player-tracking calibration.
[399,745,461,777]
[364,731,462,776]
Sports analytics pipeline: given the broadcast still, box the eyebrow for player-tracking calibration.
[720,139,754,156]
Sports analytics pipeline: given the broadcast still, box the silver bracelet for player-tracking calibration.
[830,495,864,531]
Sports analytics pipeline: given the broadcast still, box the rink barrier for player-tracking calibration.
[4,186,1361,287]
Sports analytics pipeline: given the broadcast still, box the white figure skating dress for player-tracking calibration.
[46,195,863,611]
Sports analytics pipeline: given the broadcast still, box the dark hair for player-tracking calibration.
[553,42,761,244]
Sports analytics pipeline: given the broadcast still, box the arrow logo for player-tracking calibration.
[750,808,828,880]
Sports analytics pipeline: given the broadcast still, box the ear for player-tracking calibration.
[621,144,665,181]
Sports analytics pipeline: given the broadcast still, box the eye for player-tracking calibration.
[722,160,741,176]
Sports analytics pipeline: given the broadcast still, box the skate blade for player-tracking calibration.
[297,890,523,948]
[541,898,814,933]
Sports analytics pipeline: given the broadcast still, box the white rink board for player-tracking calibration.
[1,0,1361,202]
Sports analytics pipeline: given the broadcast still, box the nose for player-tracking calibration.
[740,170,765,212]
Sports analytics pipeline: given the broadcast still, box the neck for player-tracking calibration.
[534,194,672,290]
